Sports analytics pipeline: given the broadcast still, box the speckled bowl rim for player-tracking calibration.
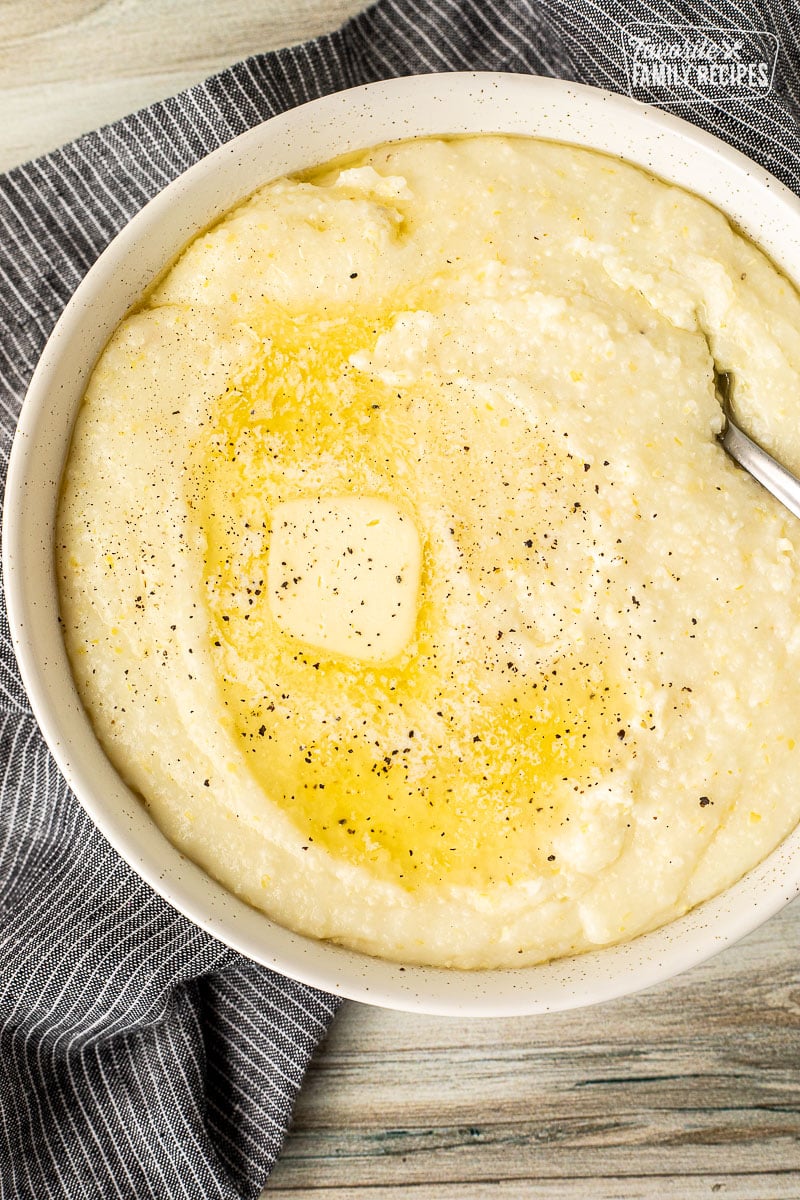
[5,72,800,1017]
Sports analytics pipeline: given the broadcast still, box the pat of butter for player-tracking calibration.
[267,496,421,662]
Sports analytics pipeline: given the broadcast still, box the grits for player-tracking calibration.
[56,136,800,969]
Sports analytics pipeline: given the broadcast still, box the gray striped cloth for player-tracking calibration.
[1,0,799,1196]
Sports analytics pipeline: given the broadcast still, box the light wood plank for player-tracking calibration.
[0,0,366,169]
[268,1113,800,1186]
[265,901,800,1194]
[265,1177,800,1200]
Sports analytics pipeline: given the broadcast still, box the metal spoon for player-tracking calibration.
[715,369,800,521]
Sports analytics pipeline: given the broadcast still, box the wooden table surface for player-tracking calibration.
[3,3,799,1196]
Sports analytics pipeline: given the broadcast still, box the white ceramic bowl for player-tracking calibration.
[6,72,800,1017]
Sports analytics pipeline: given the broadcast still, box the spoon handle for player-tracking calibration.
[720,417,800,521]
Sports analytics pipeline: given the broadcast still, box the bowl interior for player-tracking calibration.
[6,72,800,1016]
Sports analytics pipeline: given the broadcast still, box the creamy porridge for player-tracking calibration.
[56,136,800,969]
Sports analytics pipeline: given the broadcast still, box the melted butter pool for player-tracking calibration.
[190,300,626,890]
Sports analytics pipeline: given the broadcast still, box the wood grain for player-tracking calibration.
[0,0,366,170]
[266,901,800,1197]
[3,4,800,1197]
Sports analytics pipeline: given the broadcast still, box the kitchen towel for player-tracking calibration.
[1,1,799,1198]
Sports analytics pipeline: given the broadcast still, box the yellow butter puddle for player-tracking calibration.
[188,301,626,890]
